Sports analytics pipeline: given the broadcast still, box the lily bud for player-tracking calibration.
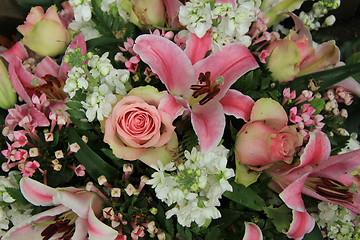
[18,5,71,57]
[134,0,166,28]
[0,60,17,109]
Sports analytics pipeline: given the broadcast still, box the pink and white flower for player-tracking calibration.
[133,33,258,151]
[2,177,118,240]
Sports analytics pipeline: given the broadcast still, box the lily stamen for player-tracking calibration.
[190,72,221,105]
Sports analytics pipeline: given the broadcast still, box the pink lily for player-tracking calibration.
[2,177,118,240]
[268,131,360,238]
[242,222,263,240]
[286,210,315,240]
[133,33,258,151]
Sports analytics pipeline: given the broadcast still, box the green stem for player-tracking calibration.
[83,67,98,86]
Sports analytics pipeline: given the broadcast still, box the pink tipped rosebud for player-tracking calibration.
[44,132,54,142]
[55,150,64,159]
[111,188,121,198]
[29,147,39,157]
[124,183,136,196]
[134,0,166,28]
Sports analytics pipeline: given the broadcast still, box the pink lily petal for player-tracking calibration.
[2,205,69,240]
[279,174,309,212]
[334,76,360,98]
[88,207,118,240]
[286,210,315,240]
[60,34,87,81]
[298,131,331,168]
[191,101,225,151]
[133,35,195,97]
[194,43,259,101]
[162,0,183,28]
[158,94,185,120]
[19,177,57,206]
[35,56,60,78]
[184,32,212,65]
[54,190,94,218]
[8,56,37,106]
[220,89,254,121]
[0,41,29,62]
[29,107,51,127]
[242,222,263,240]
[72,218,89,240]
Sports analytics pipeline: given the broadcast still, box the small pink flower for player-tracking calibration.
[289,107,302,123]
[125,55,141,72]
[21,160,40,177]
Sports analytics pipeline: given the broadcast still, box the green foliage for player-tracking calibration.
[5,187,29,205]
[346,52,360,82]
[181,128,199,152]
[287,63,360,94]
[309,98,326,115]
[303,224,324,240]
[263,205,292,232]
[340,38,360,61]
[91,0,126,38]
[223,179,266,211]
[68,129,118,182]
[15,0,64,12]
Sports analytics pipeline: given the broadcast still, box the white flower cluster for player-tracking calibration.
[339,132,360,154]
[147,145,235,227]
[0,172,32,236]
[68,0,131,40]
[179,0,259,50]
[313,202,355,240]
[299,0,340,31]
[64,52,130,122]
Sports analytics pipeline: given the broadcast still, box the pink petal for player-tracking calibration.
[279,174,309,212]
[17,6,44,36]
[19,177,57,206]
[72,218,89,240]
[220,89,254,121]
[43,5,63,25]
[87,208,119,240]
[194,43,258,101]
[2,205,68,240]
[133,35,195,97]
[334,76,360,98]
[163,0,183,28]
[298,131,331,167]
[158,94,185,120]
[184,32,212,65]
[286,210,315,240]
[191,101,225,152]
[242,222,263,240]
[54,190,95,218]
[0,41,29,62]
[30,107,50,127]
[8,56,36,106]
[35,56,60,78]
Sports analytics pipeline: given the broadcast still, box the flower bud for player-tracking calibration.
[133,0,166,28]
[0,60,17,109]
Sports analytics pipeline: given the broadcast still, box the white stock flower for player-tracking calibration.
[148,145,234,227]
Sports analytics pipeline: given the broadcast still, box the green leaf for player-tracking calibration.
[263,205,292,232]
[15,0,63,11]
[205,227,221,240]
[65,101,83,109]
[287,63,360,93]
[309,98,325,115]
[346,52,360,81]
[223,179,266,211]
[303,224,324,240]
[66,109,86,119]
[5,187,29,205]
[340,38,360,61]
[156,203,175,237]
[86,37,123,49]
[68,130,118,182]
[70,118,94,130]
[177,223,193,240]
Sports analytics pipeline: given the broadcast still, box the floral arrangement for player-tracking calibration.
[0,0,360,239]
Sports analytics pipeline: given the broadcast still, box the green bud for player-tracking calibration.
[190,183,198,192]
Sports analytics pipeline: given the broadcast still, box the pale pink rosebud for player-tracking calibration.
[29,147,39,157]
[131,225,145,240]
[98,175,108,185]
[55,150,64,159]
[111,188,121,198]
[75,165,85,176]
[157,232,166,240]
[103,207,114,219]
[69,143,80,153]
[332,108,340,116]
[82,135,88,143]
[125,183,136,196]
[340,109,348,118]
[123,164,134,173]
[44,132,54,142]
[133,0,166,28]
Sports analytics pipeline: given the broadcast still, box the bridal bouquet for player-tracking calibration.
[1,0,360,239]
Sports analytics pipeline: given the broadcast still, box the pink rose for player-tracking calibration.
[235,98,303,167]
[104,86,178,166]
